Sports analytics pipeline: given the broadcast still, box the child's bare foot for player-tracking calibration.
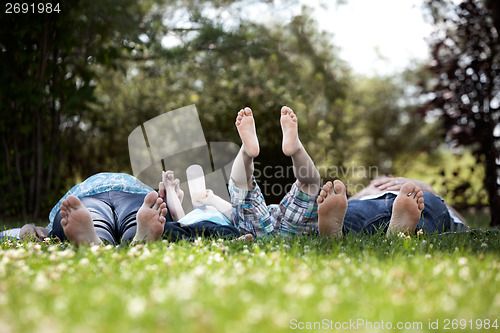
[280,106,300,156]
[159,172,184,203]
[386,182,425,236]
[235,107,259,158]
[173,178,184,203]
[60,195,103,246]
[317,180,347,238]
[135,191,168,242]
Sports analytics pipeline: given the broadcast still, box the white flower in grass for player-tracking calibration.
[162,256,173,266]
[127,247,140,258]
[193,265,205,277]
[59,248,75,259]
[194,237,203,247]
[127,297,146,317]
[458,266,470,280]
[139,248,151,259]
[79,258,90,266]
[33,272,49,291]
[322,285,339,299]
[425,254,432,259]
[481,243,488,249]
[457,257,468,266]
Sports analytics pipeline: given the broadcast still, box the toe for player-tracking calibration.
[333,180,346,195]
[323,181,333,193]
[244,107,252,116]
[400,182,416,196]
[153,197,163,210]
[317,196,324,204]
[144,191,158,207]
[67,195,82,209]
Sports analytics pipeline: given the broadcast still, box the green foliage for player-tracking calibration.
[421,0,500,225]
[0,233,498,332]
[1,0,471,217]
[0,0,154,219]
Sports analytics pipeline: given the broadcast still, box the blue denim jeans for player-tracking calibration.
[343,192,452,234]
[50,191,240,244]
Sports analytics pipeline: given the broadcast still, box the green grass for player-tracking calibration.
[0,231,499,333]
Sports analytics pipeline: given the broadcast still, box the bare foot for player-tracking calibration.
[173,178,184,204]
[317,180,347,238]
[159,174,184,204]
[135,191,168,242]
[60,195,103,246]
[235,107,259,158]
[280,106,300,156]
[386,182,425,236]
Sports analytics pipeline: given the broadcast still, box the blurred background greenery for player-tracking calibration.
[0,0,498,226]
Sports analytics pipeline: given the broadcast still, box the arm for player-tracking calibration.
[162,171,186,221]
[371,176,437,194]
[195,190,233,222]
[19,224,49,242]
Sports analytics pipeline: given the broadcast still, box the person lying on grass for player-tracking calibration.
[16,172,246,245]
[316,175,469,239]
[228,106,321,238]
[159,170,254,242]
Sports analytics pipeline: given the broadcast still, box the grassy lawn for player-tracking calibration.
[0,229,498,333]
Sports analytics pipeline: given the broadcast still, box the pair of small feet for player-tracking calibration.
[160,170,184,203]
[317,181,425,238]
[60,191,167,246]
[235,106,300,158]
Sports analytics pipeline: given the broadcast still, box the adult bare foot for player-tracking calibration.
[60,195,103,246]
[386,182,425,236]
[235,107,259,158]
[135,191,168,242]
[317,180,347,238]
[280,106,300,156]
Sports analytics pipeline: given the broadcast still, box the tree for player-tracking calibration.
[422,0,500,226]
[0,0,153,219]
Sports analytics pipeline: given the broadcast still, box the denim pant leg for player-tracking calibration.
[51,193,116,244]
[417,192,451,233]
[343,196,392,235]
[384,192,452,233]
[345,192,453,235]
[110,191,174,243]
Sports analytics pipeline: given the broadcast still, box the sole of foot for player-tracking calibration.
[60,195,103,246]
[280,106,300,156]
[235,107,259,158]
[386,182,425,236]
[317,180,347,238]
[135,191,168,243]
